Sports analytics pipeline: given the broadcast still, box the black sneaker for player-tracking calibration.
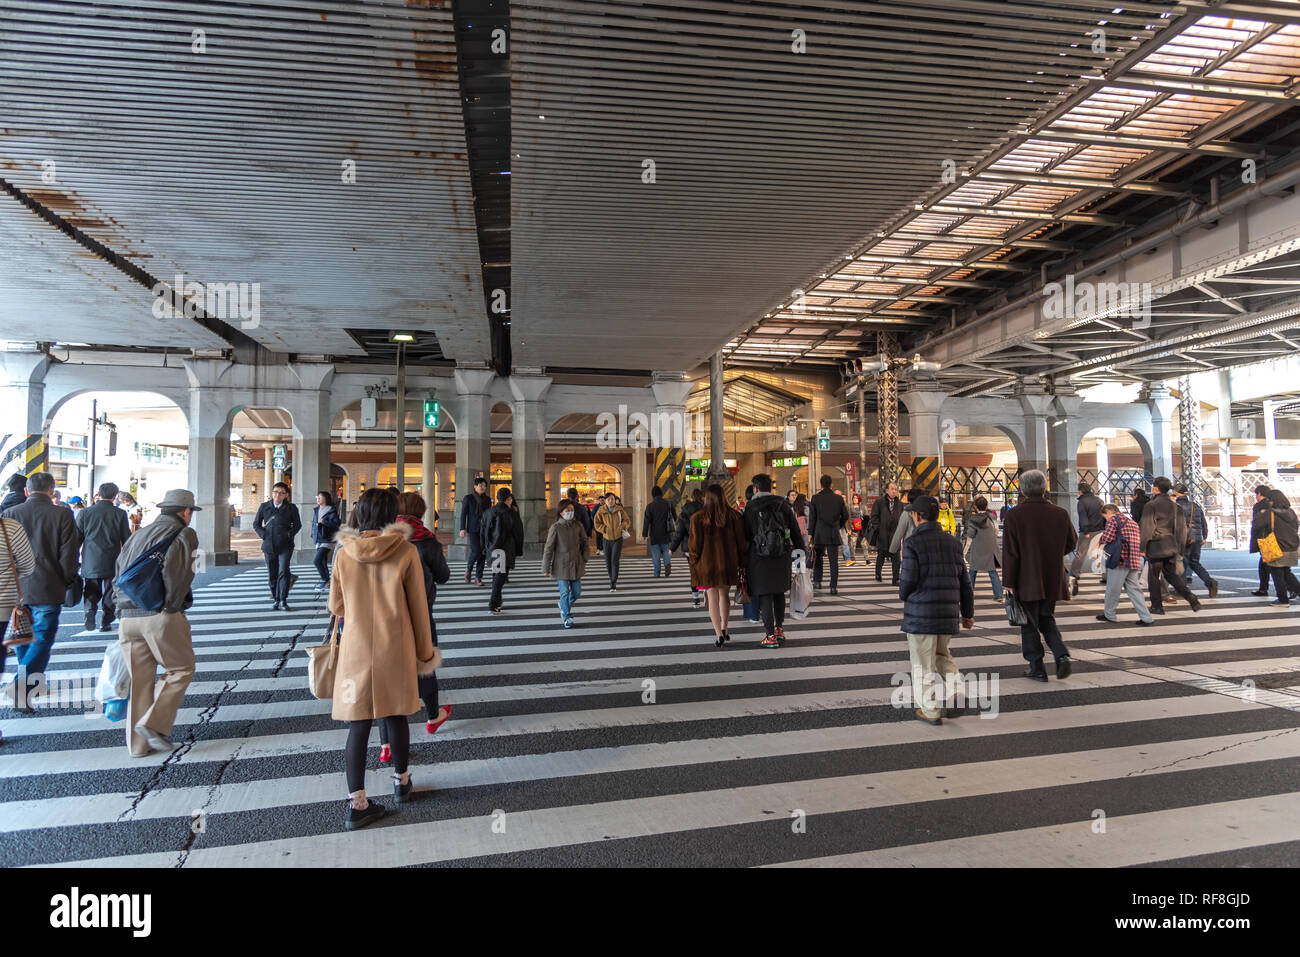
[829,587,838,596]
[1250,589,1270,596]
[490,607,504,615]
[272,601,282,611]
[84,615,96,631]
[1151,608,1166,615]
[1208,580,1219,599]
[345,800,387,831]
[1024,670,1049,682]
[1071,577,1079,597]
[393,776,413,804]
[282,602,292,612]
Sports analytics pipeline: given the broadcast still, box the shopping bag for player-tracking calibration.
[1004,592,1030,626]
[95,639,131,704]
[306,616,341,699]
[789,564,814,620]
[1258,512,1284,563]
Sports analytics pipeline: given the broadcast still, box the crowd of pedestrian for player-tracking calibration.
[2,461,1289,829]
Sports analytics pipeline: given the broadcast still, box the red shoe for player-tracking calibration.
[379,744,392,764]
[774,625,785,639]
[426,704,452,734]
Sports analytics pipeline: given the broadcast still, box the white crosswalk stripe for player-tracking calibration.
[2,552,1298,867]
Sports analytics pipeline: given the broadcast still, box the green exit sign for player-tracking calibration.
[423,398,440,429]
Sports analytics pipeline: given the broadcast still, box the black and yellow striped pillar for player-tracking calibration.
[654,446,685,510]
[0,434,47,478]
[911,455,941,494]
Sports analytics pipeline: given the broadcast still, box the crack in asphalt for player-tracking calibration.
[1123,726,1299,778]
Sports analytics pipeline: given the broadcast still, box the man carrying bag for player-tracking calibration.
[113,489,200,757]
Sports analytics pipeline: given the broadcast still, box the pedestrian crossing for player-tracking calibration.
[1,550,1299,867]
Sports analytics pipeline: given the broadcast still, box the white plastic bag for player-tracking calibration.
[790,564,814,620]
[96,639,130,703]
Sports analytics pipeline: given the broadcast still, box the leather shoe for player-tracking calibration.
[1250,589,1269,596]
[1071,577,1079,597]
[1055,656,1072,680]
[1095,613,1116,623]
[914,709,942,726]
[1024,670,1049,682]
[1208,580,1219,599]
[1151,608,1166,615]
[1188,598,1201,612]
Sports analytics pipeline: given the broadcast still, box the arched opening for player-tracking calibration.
[1076,427,1155,506]
[329,398,455,512]
[228,406,296,536]
[940,424,1021,517]
[44,390,190,517]
[559,462,624,504]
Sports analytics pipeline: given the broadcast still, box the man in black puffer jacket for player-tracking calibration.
[899,495,974,726]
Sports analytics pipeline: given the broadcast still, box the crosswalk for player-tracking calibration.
[2,550,1299,867]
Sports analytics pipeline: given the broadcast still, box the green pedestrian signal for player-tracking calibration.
[423,398,440,429]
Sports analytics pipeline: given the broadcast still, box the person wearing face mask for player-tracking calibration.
[543,501,591,628]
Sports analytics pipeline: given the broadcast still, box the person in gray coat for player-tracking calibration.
[543,501,591,628]
[1068,482,1107,596]
[962,495,1003,600]
[1,471,79,710]
[75,482,131,632]
[889,488,919,555]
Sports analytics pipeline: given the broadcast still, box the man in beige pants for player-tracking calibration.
[113,489,200,757]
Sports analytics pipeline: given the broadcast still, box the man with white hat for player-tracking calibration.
[113,489,200,757]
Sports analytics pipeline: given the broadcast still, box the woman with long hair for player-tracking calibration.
[329,487,436,830]
[376,491,452,765]
[792,492,810,539]
[689,483,747,647]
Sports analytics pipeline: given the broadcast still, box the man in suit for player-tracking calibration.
[1140,476,1200,615]
[253,481,302,611]
[808,475,849,594]
[1002,469,1077,681]
[869,481,904,584]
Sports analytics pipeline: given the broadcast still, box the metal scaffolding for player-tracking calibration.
[878,331,900,493]
[1177,374,1203,492]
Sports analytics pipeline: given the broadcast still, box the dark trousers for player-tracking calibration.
[346,716,408,791]
[1268,564,1300,599]
[313,546,332,584]
[813,545,839,588]
[264,548,293,602]
[83,577,116,627]
[1259,557,1271,592]
[1148,555,1195,611]
[467,537,486,581]
[604,538,623,586]
[758,592,786,634]
[875,548,899,583]
[1019,598,1068,671]
[490,570,508,610]
[1182,543,1212,588]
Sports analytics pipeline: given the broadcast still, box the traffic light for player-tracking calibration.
[423,397,440,429]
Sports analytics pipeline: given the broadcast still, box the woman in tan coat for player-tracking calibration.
[328,487,436,831]
[689,483,747,648]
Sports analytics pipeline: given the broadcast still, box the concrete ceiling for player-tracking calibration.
[0,0,489,361]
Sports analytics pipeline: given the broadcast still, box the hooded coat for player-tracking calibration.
[327,522,436,721]
[963,509,1000,572]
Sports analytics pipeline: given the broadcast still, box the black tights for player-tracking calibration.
[346,716,408,792]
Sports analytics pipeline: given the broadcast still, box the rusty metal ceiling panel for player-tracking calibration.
[0,0,489,362]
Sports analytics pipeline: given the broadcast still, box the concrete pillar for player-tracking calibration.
[421,409,436,527]
[901,377,947,493]
[187,388,237,565]
[1264,398,1280,487]
[1014,378,1053,475]
[1048,385,1083,515]
[0,350,52,478]
[630,446,648,543]
[546,462,563,509]
[290,397,333,559]
[452,367,495,559]
[509,373,552,546]
[1142,383,1179,480]
[651,372,693,511]
[1095,437,1110,503]
[262,444,275,504]
[705,353,735,501]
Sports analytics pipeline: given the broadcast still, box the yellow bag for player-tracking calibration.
[1258,512,1284,564]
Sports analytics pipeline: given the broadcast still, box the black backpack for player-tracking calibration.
[753,504,790,559]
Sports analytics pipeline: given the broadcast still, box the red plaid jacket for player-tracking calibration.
[1099,513,1143,570]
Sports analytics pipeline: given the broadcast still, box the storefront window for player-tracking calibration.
[560,464,622,502]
